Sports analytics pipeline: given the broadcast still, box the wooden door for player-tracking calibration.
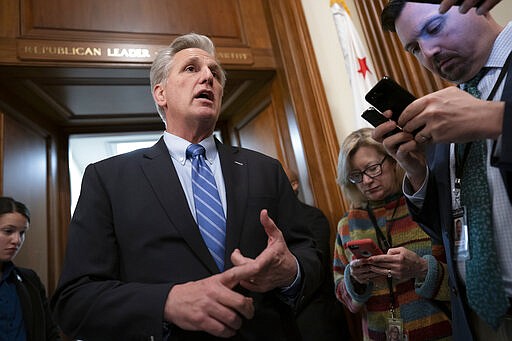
[0,113,50,288]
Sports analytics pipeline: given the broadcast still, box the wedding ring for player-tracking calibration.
[387,269,392,278]
[418,134,431,143]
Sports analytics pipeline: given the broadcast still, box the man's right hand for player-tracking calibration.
[439,0,501,15]
[372,111,428,192]
[163,265,256,338]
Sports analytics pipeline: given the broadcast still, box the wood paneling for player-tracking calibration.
[1,112,50,288]
[0,0,18,64]
[0,0,275,70]
[235,104,281,161]
[0,0,277,133]
[22,0,244,44]
[226,78,290,169]
[0,0,19,37]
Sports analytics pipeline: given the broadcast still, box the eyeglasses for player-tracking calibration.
[348,156,388,184]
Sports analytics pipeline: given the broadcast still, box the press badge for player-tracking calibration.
[386,318,407,341]
[452,207,469,260]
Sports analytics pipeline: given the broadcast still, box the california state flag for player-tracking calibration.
[331,0,377,128]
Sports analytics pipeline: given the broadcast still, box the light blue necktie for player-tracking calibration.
[459,69,509,329]
[186,144,226,271]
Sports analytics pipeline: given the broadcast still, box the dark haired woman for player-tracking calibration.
[0,196,60,340]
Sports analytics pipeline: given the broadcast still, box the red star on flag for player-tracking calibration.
[357,57,372,79]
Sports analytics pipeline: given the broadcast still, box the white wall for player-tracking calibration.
[300,0,357,144]
[301,0,512,144]
[492,2,512,26]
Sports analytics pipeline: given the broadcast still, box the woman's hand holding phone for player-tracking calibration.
[366,247,429,282]
[346,240,427,284]
[346,239,387,284]
[349,258,379,284]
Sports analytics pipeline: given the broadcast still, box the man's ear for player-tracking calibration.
[153,84,166,106]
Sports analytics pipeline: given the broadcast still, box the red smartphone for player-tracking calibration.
[345,239,383,259]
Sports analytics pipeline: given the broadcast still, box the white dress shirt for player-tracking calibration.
[163,132,227,221]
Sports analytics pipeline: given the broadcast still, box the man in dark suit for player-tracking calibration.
[51,33,323,341]
[283,168,349,341]
[374,2,512,340]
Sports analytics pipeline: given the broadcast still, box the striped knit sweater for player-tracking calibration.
[333,194,452,341]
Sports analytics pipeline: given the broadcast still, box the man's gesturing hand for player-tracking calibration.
[231,209,298,292]
[163,265,256,337]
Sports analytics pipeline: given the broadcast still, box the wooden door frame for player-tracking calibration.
[263,0,348,231]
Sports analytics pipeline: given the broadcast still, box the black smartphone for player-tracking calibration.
[365,76,416,122]
[361,107,402,137]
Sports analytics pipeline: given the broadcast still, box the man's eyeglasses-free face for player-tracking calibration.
[348,156,388,184]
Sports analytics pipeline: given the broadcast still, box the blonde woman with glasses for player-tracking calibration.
[333,128,452,341]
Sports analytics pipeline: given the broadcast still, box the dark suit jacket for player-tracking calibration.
[495,75,512,197]
[294,202,349,341]
[408,64,512,341]
[14,267,61,341]
[51,138,322,341]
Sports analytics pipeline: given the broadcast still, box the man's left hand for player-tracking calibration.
[439,0,501,15]
[230,209,298,292]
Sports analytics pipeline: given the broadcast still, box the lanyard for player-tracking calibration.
[454,50,512,203]
[366,198,400,252]
[366,197,401,317]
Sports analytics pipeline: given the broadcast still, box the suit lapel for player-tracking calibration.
[141,138,219,273]
[430,144,451,220]
[499,61,512,202]
[216,140,249,269]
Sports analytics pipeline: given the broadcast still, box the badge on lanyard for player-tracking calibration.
[386,317,407,341]
[452,207,470,260]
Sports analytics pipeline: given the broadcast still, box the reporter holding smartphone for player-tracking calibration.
[375,1,512,340]
[333,128,451,341]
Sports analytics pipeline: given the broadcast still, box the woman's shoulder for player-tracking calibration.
[15,266,43,285]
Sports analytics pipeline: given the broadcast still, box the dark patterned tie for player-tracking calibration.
[187,144,226,271]
[459,69,509,328]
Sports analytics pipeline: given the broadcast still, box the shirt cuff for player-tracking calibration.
[279,256,301,298]
[343,264,373,303]
[403,165,429,210]
[414,255,439,298]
